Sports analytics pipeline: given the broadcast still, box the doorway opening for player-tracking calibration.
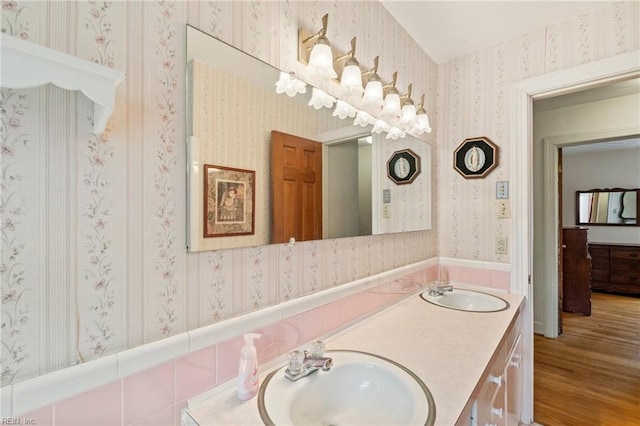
[509,50,640,424]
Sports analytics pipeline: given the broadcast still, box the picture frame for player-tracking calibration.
[387,149,421,185]
[453,136,499,179]
[204,164,255,238]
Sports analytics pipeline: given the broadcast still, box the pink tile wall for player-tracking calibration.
[18,265,509,426]
[56,380,122,425]
[446,265,510,290]
[122,361,174,424]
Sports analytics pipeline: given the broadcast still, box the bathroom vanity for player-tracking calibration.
[182,285,524,426]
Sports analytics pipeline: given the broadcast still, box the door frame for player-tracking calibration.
[509,49,639,424]
[542,126,640,338]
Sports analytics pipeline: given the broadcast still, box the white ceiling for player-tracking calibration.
[380,1,614,64]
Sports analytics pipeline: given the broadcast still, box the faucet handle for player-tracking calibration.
[308,340,326,358]
[287,350,305,375]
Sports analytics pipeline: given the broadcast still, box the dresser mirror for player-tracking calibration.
[576,188,639,226]
[186,25,432,252]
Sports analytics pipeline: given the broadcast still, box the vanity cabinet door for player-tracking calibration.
[505,334,522,426]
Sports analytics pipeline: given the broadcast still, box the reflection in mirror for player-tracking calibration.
[576,189,639,226]
[186,25,431,252]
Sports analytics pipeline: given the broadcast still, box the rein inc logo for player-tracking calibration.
[1,418,35,425]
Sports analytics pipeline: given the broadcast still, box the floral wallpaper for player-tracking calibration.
[1,0,33,386]
[436,1,639,261]
[0,0,436,386]
[1,0,636,389]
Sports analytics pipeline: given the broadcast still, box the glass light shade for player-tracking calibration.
[308,87,336,109]
[308,40,337,80]
[401,104,417,123]
[333,100,357,119]
[415,112,432,134]
[362,79,383,108]
[372,119,391,134]
[340,64,364,97]
[275,72,307,97]
[386,126,406,140]
[354,110,375,127]
[382,92,401,118]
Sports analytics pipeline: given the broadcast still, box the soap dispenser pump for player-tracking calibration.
[237,333,261,401]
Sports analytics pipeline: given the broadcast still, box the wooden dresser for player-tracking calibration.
[589,243,640,295]
[562,228,591,315]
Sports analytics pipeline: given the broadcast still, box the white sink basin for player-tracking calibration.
[420,288,509,312]
[258,350,436,425]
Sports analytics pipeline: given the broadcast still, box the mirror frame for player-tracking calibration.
[575,188,640,226]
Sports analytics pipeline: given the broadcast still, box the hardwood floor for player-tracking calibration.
[534,292,640,425]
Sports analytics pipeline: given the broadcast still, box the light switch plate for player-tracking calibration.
[383,189,391,203]
[496,181,509,199]
[496,200,510,218]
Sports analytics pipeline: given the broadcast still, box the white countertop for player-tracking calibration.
[184,286,524,426]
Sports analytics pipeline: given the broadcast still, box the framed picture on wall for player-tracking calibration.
[204,164,255,238]
[453,136,499,179]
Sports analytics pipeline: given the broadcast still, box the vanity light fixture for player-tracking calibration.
[361,56,384,109]
[335,37,364,99]
[275,71,307,97]
[413,95,432,134]
[386,126,407,140]
[333,99,357,119]
[354,110,376,127]
[381,71,402,120]
[294,15,432,140]
[308,87,336,109]
[399,83,417,126]
[299,14,337,81]
[372,119,391,134]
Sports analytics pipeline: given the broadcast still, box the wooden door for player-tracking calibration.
[271,130,322,244]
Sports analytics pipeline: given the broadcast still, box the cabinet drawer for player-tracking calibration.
[611,247,640,260]
[611,270,640,285]
[591,269,609,281]
[591,256,609,270]
[612,258,640,272]
[588,246,609,259]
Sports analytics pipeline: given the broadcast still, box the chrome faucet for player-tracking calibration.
[427,284,454,296]
[284,340,333,381]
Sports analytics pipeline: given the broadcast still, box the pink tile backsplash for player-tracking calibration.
[253,323,280,364]
[215,335,243,384]
[279,315,304,354]
[174,347,217,402]
[129,405,174,426]
[301,306,325,343]
[122,361,174,424]
[491,270,511,290]
[21,404,53,426]
[17,264,510,426]
[55,380,121,426]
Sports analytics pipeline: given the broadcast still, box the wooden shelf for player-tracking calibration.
[0,34,124,134]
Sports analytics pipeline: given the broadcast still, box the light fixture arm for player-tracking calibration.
[383,71,399,94]
[334,37,357,63]
[416,94,427,112]
[400,83,414,104]
[302,13,329,46]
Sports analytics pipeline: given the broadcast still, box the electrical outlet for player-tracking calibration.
[496,200,510,218]
[496,236,508,255]
[383,204,391,218]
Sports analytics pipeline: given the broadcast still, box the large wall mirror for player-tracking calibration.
[576,188,639,226]
[186,25,432,252]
